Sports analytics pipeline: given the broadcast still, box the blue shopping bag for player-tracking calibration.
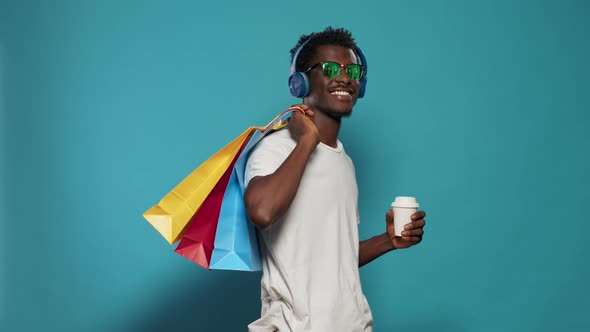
[209,108,303,271]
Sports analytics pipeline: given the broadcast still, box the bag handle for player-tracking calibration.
[263,106,306,132]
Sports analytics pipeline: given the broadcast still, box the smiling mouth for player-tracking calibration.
[330,90,351,96]
[330,90,352,97]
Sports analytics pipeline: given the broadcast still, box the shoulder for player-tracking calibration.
[339,143,356,171]
[253,128,296,153]
[244,128,295,183]
[247,128,295,162]
[259,128,294,146]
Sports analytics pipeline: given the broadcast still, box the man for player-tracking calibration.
[244,27,427,331]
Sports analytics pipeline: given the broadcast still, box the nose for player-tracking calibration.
[335,68,351,83]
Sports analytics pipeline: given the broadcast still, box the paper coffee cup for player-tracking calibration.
[391,196,420,237]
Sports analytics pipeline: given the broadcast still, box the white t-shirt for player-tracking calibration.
[245,129,373,332]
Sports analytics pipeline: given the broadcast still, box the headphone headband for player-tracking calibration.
[290,39,311,75]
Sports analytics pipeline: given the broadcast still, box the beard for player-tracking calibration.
[323,108,353,121]
[303,93,356,121]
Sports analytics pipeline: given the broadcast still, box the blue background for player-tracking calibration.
[1,0,589,331]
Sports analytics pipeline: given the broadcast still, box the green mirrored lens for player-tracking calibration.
[322,62,340,78]
[347,65,361,80]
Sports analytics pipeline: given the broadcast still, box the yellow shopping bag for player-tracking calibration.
[143,107,303,244]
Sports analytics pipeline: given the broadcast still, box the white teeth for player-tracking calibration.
[331,90,350,96]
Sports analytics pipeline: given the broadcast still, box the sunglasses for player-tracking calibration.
[304,61,365,80]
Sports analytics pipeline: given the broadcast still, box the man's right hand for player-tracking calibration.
[288,104,320,146]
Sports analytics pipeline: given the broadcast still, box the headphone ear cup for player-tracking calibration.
[288,72,310,98]
[358,77,367,98]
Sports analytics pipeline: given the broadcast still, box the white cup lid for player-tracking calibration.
[391,196,419,208]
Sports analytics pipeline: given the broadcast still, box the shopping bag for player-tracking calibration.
[143,107,304,246]
[209,108,303,271]
[173,137,249,269]
[143,129,252,244]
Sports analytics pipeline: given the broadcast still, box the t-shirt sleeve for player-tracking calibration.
[244,137,287,188]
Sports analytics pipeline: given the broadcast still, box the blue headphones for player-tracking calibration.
[288,39,368,98]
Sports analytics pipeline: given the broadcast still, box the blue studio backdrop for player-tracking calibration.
[1,1,589,331]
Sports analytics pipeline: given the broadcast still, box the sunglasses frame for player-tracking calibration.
[304,61,366,80]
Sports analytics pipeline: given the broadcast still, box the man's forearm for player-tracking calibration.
[359,233,395,267]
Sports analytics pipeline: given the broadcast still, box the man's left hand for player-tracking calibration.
[385,209,426,249]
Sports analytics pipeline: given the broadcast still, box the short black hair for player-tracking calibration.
[290,27,359,72]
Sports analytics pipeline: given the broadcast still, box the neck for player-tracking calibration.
[311,109,342,148]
